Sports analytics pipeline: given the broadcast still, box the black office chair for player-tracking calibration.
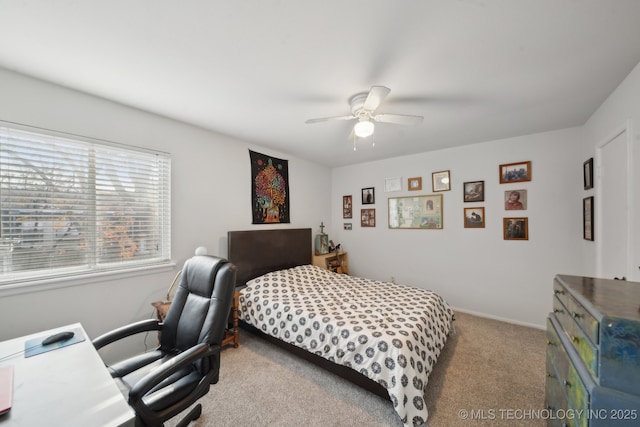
[93,255,237,427]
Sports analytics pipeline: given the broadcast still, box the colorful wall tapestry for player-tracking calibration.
[249,150,290,224]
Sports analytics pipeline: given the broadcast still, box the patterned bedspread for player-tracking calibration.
[238,264,454,426]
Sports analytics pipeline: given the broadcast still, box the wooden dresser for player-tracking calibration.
[546,275,640,426]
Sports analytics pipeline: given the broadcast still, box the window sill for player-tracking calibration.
[0,262,176,298]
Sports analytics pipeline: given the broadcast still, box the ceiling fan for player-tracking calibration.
[305,86,424,139]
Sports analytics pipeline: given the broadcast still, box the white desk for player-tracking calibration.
[0,323,135,427]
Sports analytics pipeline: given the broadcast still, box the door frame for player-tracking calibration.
[595,119,634,279]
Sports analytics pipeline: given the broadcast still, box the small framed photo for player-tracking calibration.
[464,207,485,228]
[584,158,594,190]
[499,161,531,184]
[503,217,528,240]
[583,196,594,241]
[361,208,376,227]
[343,195,352,218]
[385,177,402,192]
[408,177,422,191]
[432,170,451,192]
[463,181,484,202]
[504,189,527,210]
[344,223,352,230]
[362,187,375,204]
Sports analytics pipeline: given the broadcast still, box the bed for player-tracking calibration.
[227,228,454,427]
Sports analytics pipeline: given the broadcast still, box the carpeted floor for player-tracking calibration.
[169,311,547,427]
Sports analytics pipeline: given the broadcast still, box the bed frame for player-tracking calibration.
[227,228,389,400]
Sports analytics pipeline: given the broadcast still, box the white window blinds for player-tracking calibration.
[0,125,171,285]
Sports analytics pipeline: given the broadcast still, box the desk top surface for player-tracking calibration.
[0,323,134,427]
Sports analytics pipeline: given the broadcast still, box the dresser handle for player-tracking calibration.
[563,379,571,388]
[546,372,555,378]
[553,308,563,314]
[571,336,580,343]
[554,289,565,295]
[572,312,582,319]
[546,339,555,346]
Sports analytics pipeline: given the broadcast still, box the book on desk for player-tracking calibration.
[0,365,13,415]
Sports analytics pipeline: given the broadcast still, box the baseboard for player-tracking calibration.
[451,306,545,330]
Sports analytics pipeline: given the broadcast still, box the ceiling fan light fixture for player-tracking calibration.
[354,119,374,138]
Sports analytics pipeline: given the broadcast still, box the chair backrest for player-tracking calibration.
[161,255,237,354]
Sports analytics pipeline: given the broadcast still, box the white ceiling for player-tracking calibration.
[1,1,640,168]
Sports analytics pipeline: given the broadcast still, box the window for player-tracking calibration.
[0,124,171,286]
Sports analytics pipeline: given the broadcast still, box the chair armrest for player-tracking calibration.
[92,318,162,350]
[128,342,221,401]
[128,342,221,425]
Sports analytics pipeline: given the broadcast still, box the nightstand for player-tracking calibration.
[221,290,240,348]
[151,289,241,348]
[312,251,349,274]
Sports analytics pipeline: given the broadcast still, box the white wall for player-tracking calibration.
[329,60,640,329]
[331,128,584,328]
[0,68,331,361]
[582,60,640,281]
[1,57,638,341]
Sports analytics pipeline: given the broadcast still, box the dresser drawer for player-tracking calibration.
[565,359,589,427]
[546,319,572,427]
[547,317,570,383]
[545,373,576,427]
[553,296,598,378]
[553,279,599,344]
[547,316,590,427]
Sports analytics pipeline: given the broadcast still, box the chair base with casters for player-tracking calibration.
[93,255,237,427]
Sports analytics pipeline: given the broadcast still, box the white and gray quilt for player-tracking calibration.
[238,265,454,426]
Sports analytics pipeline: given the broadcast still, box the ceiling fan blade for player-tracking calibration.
[374,113,424,125]
[363,86,391,111]
[305,114,355,124]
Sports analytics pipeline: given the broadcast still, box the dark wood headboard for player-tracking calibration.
[227,228,312,286]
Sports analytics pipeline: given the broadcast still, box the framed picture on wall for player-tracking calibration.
[361,208,376,227]
[583,196,594,241]
[504,189,527,210]
[464,207,485,228]
[503,217,528,240]
[499,161,531,184]
[388,194,443,229]
[343,195,352,218]
[384,177,402,192]
[432,170,451,192]
[362,187,375,204]
[408,177,422,191]
[584,158,594,190]
[463,181,484,202]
